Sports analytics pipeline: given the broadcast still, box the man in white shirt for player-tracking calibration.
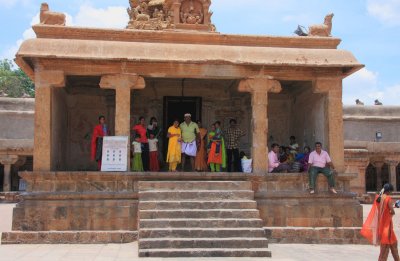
[268,143,290,173]
[308,142,337,194]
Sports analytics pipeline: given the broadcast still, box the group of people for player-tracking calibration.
[90,114,246,173]
[165,113,245,172]
[268,137,337,194]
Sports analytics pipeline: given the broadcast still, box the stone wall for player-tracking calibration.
[62,88,115,171]
[289,85,326,149]
[0,98,34,140]
[343,106,400,142]
[343,106,400,195]
[12,172,362,239]
[13,172,138,231]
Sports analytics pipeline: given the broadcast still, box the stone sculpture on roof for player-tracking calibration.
[308,13,334,37]
[127,0,216,31]
[40,2,66,26]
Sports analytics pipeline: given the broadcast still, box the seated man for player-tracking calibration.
[308,142,337,194]
[268,143,290,173]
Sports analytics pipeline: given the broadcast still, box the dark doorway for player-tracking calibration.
[163,96,202,158]
[397,164,400,191]
[0,164,3,192]
[366,164,377,192]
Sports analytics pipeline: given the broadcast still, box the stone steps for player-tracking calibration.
[139,181,252,191]
[139,237,269,249]
[139,200,258,210]
[139,190,254,200]
[139,227,267,238]
[138,181,271,257]
[139,218,264,228]
[140,209,261,219]
[139,248,272,258]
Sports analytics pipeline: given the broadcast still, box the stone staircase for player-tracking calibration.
[138,180,271,258]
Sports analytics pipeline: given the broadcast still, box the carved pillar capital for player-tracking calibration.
[0,155,19,165]
[312,77,342,94]
[372,161,385,170]
[386,159,400,167]
[35,70,65,88]
[100,74,145,90]
[238,77,282,94]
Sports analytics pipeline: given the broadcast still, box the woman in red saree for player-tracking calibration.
[361,183,399,261]
[91,116,109,170]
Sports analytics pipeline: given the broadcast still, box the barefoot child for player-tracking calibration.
[132,136,143,171]
[148,133,160,172]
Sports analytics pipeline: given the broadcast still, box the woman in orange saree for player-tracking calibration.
[361,183,399,261]
[195,121,208,171]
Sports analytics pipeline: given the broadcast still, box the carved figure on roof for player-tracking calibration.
[40,3,66,26]
[308,13,334,37]
[180,0,203,24]
[126,0,215,31]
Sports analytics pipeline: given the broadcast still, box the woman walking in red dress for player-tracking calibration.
[361,183,400,261]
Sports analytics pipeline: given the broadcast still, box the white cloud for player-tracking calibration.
[344,68,400,105]
[1,12,39,61]
[73,4,128,29]
[367,0,400,26]
[2,3,122,61]
[384,84,400,104]
[343,68,380,105]
[0,0,35,9]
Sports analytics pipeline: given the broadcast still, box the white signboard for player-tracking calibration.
[101,136,129,172]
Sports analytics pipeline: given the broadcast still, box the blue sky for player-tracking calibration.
[1,0,399,105]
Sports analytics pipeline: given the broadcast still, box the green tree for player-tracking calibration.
[0,59,35,97]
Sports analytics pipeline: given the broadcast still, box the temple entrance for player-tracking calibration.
[163,96,202,160]
[397,164,400,191]
[366,164,377,191]
[0,164,3,191]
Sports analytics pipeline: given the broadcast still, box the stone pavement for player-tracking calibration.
[0,203,396,261]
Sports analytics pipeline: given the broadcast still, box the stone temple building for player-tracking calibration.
[0,0,396,257]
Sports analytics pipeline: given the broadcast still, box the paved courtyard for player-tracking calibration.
[0,203,397,261]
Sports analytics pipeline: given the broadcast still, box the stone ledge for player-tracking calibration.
[0,192,20,203]
[32,25,342,49]
[264,227,369,245]
[1,231,137,244]
[21,192,138,200]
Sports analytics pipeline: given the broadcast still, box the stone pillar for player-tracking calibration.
[238,77,282,174]
[203,3,211,24]
[373,161,385,191]
[0,155,19,192]
[100,74,145,171]
[313,77,345,172]
[344,151,369,195]
[172,0,181,24]
[388,160,399,191]
[33,70,65,171]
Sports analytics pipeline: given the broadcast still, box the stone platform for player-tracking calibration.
[3,171,363,246]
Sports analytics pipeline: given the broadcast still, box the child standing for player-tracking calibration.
[207,121,226,172]
[132,136,144,172]
[148,133,160,172]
